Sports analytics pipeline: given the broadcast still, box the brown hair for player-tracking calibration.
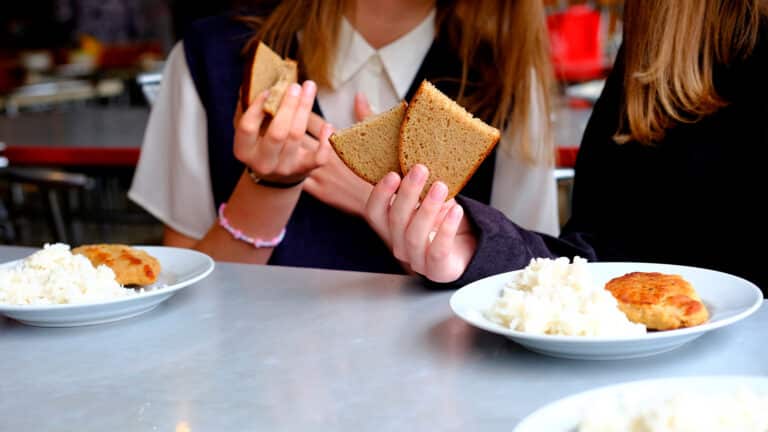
[240,0,554,163]
[617,0,766,145]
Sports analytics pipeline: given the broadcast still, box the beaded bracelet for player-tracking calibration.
[218,203,286,248]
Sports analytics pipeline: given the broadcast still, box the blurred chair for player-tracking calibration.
[0,142,95,244]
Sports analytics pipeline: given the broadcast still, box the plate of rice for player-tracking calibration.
[514,375,768,431]
[449,257,762,360]
[0,244,214,327]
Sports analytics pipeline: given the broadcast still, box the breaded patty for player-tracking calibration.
[605,272,709,330]
[73,244,161,286]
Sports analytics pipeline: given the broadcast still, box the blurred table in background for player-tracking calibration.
[0,106,145,167]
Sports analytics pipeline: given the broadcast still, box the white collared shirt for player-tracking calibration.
[129,12,558,240]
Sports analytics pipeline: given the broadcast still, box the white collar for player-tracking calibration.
[332,9,436,98]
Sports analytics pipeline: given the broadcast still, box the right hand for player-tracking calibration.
[234,81,333,185]
[364,165,478,283]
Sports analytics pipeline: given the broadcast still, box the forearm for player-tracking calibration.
[193,172,302,263]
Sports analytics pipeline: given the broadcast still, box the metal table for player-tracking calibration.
[1,246,765,431]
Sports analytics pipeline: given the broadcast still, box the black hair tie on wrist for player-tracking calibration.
[246,167,305,189]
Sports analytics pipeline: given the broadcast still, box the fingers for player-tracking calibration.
[267,83,302,140]
[426,204,463,273]
[288,81,317,143]
[405,181,448,273]
[354,92,373,122]
[233,90,269,163]
[389,164,428,261]
[307,112,327,139]
[315,123,334,166]
[365,172,401,245]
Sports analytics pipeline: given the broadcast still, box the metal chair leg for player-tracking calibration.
[44,188,68,243]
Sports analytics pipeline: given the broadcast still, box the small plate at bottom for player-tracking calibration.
[514,376,768,431]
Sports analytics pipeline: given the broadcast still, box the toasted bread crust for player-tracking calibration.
[398,80,501,200]
[240,42,297,116]
[330,101,407,185]
[329,134,379,185]
[606,272,709,330]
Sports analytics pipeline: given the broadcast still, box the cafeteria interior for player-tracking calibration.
[4,1,767,432]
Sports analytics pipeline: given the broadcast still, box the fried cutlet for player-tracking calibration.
[605,272,709,330]
[73,244,161,286]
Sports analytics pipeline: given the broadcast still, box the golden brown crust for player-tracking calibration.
[605,272,709,330]
[329,133,378,185]
[73,244,161,286]
[398,80,501,200]
[447,130,500,199]
[240,42,297,116]
[330,101,407,185]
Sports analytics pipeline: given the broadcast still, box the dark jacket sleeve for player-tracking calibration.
[431,196,598,288]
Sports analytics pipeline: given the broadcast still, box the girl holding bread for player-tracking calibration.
[129,0,557,270]
[365,0,768,295]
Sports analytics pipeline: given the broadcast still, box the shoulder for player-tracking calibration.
[183,14,254,56]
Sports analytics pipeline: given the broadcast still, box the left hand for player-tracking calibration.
[303,92,376,217]
[364,165,477,283]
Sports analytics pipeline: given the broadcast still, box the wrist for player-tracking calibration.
[246,167,305,189]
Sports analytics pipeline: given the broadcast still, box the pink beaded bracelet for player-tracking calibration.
[218,203,286,248]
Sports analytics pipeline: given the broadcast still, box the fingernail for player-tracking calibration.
[304,80,317,93]
[383,172,399,187]
[288,83,301,96]
[449,205,463,222]
[261,90,270,98]
[408,165,427,182]
[429,182,448,201]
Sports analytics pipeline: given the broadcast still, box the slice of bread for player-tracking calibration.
[240,41,298,116]
[329,102,407,184]
[399,80,500,200]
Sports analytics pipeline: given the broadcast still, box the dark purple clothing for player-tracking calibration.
[457,23,768,297]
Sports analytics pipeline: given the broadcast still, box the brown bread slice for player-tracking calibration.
[240,41,298,116]
[329,101,406,184]
[399,80,500,200]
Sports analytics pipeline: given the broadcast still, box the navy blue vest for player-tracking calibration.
[183,14,497,274]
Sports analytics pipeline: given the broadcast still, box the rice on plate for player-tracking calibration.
[486,257,646,337]
[0,243,137,305]
[579,388,768,431]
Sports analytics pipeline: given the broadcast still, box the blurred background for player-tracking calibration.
[0,0,623,247]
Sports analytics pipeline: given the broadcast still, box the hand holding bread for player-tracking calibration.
[364,165,477,283]
[233,81,333,185]
[303,94,377,216]
[331,80,501,201]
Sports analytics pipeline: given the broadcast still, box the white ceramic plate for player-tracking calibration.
[514,375,768,431]
[450,262,763,360]
[0,246,214,327]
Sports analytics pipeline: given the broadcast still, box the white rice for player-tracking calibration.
[579,389,768,431]
[485,257,646,337]
[0,243,136,305]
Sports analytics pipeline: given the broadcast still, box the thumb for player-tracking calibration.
[354,92,373,122]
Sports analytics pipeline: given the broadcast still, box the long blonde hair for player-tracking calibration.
[617,0,766,145]
[240,0,553,163]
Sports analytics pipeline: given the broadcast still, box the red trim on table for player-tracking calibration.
[3,146,581,169]
[4,146,140,167]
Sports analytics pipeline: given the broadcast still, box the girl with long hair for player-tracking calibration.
[129,0,557,272]
[367,0,768,294]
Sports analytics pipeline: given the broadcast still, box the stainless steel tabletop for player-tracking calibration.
[1,246,765,431]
